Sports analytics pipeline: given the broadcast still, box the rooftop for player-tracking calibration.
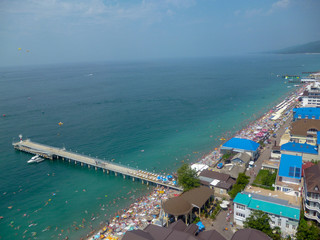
[244,185,301,207]
[234,191,300,220]
[291,119,320,137]
[231,152,251,164]
[275,177,302,192]
[231,228,271,240]
[278,154,302,179]
[261,159,280,169]
[281,142,318,154]
[221,138,259,152]
[304,162,320,194]
[123,219,226,240]
[302,162,315,177]
[199,169,232,182]
[162,186,215,216]
[293,107,320,120]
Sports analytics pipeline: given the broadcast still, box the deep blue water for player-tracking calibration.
[0,54,319,239]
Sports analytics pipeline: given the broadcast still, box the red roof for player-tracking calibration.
[302,162,315,177]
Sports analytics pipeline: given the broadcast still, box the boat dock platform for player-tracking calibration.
[13,139,182,191]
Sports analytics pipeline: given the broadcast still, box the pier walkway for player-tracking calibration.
[13,139,182,191]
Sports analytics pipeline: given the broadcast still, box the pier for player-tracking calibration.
[13,139,182,191]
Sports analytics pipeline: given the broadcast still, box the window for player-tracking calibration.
[286,223,289,228]
[283,187,291,192]
[308,128,318,133]
[289,166,301,178]
[278,219,281,226]
[236,212,245,218]
[292,225,296,230]
[289,167,294,177]
[236,204,245,210]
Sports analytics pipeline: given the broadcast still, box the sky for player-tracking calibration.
[1,0,320,66]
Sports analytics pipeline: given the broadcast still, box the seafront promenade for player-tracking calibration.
[13,139,182,191]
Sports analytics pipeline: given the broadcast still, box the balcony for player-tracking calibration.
[304,212,320,224]
[305,202,320,212]
[306,195,320,204]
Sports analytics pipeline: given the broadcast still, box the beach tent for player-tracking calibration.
[190,163,208,173]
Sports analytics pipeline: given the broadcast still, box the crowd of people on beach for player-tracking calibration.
[87,187,179,240]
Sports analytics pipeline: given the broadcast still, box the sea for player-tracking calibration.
[0,54,320,240]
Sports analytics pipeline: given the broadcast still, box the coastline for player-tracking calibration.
[85,84,306,240]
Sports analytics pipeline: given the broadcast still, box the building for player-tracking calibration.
[198,169,236,199]
[302,162,315,177]
[162,186,214,225]
[290,119,320,145]
[261,146,281,173]
[275,154,302,197]
[293,107,320,121]
[302,82,320,107]
[261,159,280,173]
[123,219,226,240]
[233,187,300,238]
[303,162,320,223]
[281,142,320,162]
[231,152,251,166]
[231,228,271,240]
[221,138,260,160]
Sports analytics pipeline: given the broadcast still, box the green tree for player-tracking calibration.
[244,210,282,239]
[244,210,273,236]
[296,218,319,240]
[228,173,250,199]
[237,173,250,185]
[177,163,200,192]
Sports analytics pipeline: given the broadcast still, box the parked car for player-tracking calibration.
[217,163,223,169]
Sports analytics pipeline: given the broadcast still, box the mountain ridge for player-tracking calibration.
[274,40,320,54]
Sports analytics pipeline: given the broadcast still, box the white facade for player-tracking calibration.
[234,202,299,238]
[303,180,320,223]
[302,82,320,107]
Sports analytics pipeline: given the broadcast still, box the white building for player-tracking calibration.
[302,82,320,107]
[233,188,300,238]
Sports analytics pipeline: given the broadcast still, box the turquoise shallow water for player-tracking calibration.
[1,54,320,239]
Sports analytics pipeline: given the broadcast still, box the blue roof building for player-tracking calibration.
[233,191,300,237]
[275,155,302,196]
[221,138,259,152]
[293,107,320,121]
[281,142,318,155]
[278,154,302,179]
